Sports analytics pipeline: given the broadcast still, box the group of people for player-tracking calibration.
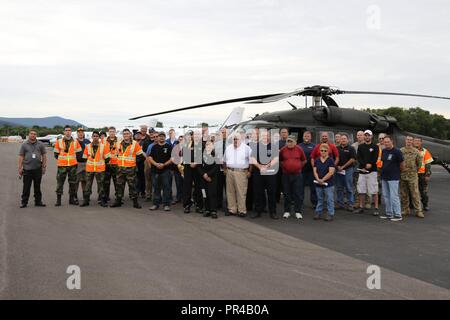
[18,124,434,222]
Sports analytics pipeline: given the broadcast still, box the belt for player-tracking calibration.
[227,167,249,172]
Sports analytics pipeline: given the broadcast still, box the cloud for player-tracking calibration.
[0,0,449,128]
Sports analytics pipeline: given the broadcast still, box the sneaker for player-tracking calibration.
[184,206,191,214]
[424,206,430,211]
[164,206,171,212]
[390,216,403,222]
[346,205,354,212]
[149,205,159,211]
[353,207,364,214]
[295,212,303,219]
[313,213,321,220]
[283,212,290,219]
[379,214,393,220]
[365,203,372,209]
[372,209,380,216]
[211,212,218,219]
[324,214,334,222]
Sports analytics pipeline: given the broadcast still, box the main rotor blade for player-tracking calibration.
[337,90,450,100]
[247,88,307,103]
[129,94,283,120]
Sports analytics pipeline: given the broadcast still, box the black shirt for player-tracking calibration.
[150,143,172,173]
[250,142,277,174]
[356,143,379,173]
[337,144,356,167]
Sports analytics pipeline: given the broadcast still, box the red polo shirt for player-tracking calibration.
[280,145,306,175]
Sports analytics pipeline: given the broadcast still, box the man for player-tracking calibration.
[75,128,91,203]
[278,128,289,149]
[138,125,152,200]
[110,128,145,209]
[54,125,82,206]
[172,135,184,203]
[414,137,433,211]
[80,131,110,207]
[104,127,120,202]
[166,128,178,204]
[250,130,280,219]
[334,133,342,146]
[144,130,158,201]
[214,127,228,210]
[354,130,380,215]
[379,135,404,221]
[18,129,47,208]
[311,132,339,166]
[148,132,173,211]
[400,136,424,218]
[134,132,146,198]
[182,131,204,213]
[299,131,317,208]
[352,130,370,208]
[224,130,252,217]
[280,135,306,219]
[276,128,289,203]
[336,134,356,211]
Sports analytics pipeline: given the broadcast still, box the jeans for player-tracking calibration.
[315,186,335,216]
[302,170,317,206]
[282,173,304,213]
[336,167,355,206]
[152,170,171,206]
[382,180,401,218]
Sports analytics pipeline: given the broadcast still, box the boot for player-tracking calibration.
[100,197,108,207]
[110,199,122,208]
[80,197,90,207]
[55,195,62,207]
[133,198,142,209]
[69,194,79,205]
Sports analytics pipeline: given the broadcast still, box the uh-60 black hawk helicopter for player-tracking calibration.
[130,85,450,173]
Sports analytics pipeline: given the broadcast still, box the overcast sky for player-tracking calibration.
[1,0,449,128]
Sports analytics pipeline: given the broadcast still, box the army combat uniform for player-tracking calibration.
[111,140,145,208]
[400,146,424,218]
[417,147,433,210]
[81,142,110,207]
[54,137,82,206]
[104,136,120,202]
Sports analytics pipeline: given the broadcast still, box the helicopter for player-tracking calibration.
[130,85,450,173]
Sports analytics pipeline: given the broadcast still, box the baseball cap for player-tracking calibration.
[158,131,166,137]
[77,127,84,132]
[287,135,297,142]
[364,130,373,136]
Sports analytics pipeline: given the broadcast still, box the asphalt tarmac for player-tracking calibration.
[0,142,449,299]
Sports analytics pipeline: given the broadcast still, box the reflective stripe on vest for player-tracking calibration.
[86,144,106,172]
[118,141,137,167]
[55,139,78,167]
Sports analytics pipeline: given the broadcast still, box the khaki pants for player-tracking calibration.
[226,169,248,214]
[144,161,152,197]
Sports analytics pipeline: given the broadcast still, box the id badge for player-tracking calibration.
[32,153,37,159]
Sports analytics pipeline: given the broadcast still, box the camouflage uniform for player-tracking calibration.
[84,171,105,200]
[56,165,78,196]
[400,146,423,216]
[116,167,138,200]
[104,164,118,200]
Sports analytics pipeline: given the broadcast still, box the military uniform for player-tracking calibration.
[81,142,110,206]
[400,146,424,217]
[111,140,144,208]
[104,136,120,201]
[54,137,82,205]
[417,147,433,210]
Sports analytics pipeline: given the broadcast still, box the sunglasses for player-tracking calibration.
[320,149,328,152]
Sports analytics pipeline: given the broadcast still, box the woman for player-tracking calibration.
[313,143,336,221]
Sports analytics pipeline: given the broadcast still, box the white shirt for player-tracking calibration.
[224,143,252,169]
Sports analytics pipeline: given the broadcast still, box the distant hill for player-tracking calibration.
[0,116,84,128]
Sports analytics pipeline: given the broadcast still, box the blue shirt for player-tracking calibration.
[381,147,404,181]
[314,157,335,187]
[166,138,178,148]
[299,142,316,171]
[146,142,156,156]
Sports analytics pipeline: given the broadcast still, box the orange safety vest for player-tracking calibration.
[117,141,143,168]
[54,138,82,167]
[417,147,433,174]
[83,143,110,172]
[106,138,120,166]
[376,145,383,169]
